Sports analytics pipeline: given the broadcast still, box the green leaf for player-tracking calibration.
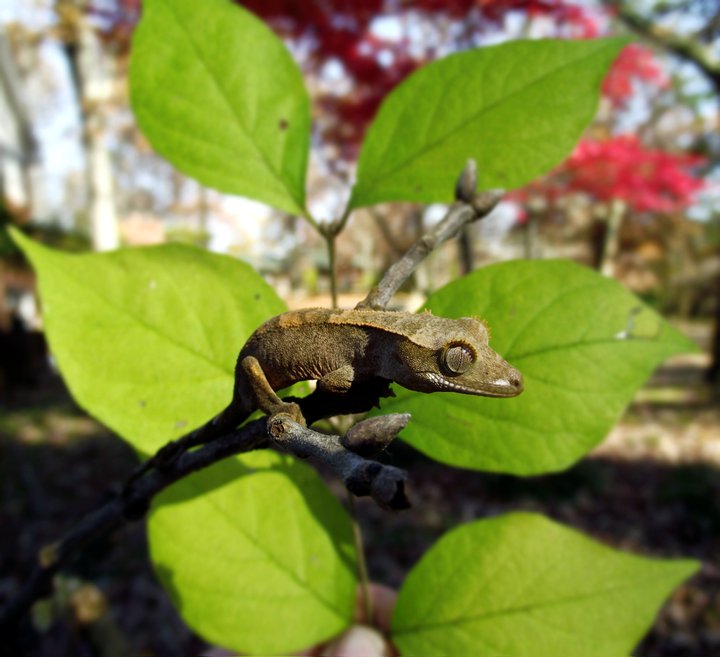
[10,228,286,455]
[130,0,310,215]
[350,38,629,208]
[14,228,357,650]
[392,513,698,657]
[378,260,696,475]
[149,451,356,654]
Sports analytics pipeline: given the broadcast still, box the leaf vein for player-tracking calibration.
[361,43,617,192]
[159,0,304,211]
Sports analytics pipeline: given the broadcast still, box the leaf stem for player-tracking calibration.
[301,209,323,234]
[348,493,373,625]
[324,206,373,626]
[333,203,353,236]
[326,233,339,309]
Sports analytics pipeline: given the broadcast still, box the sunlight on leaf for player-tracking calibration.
[378,260,697,474]
[392,513,698,656]
[11,229,285,455]
[130,0,310,215]
[150,451,356,654]
[350,37,629,208]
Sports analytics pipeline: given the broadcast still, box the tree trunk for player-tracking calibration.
[0,31,37,215]
[61,7,119,251]
[522,211,540,259]
[708,273,720,392]
[458,228,474,274]
[599,199,626,277]
[609,0,720,389]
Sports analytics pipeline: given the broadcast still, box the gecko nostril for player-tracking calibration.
[510,372,523,389]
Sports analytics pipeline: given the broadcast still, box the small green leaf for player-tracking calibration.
[392,513,698,657]
[10,228,285,455]
[149,451,356,654]
[130,0,310,215]
[378,260,696,474]
[350,38,629,208]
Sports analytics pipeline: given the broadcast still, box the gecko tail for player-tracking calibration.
[182,402,248,451]
[124,401,248,492]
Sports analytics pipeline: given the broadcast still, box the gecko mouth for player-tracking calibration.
[422,372,524,397]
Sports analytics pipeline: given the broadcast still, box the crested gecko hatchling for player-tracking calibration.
[144,307,523,470]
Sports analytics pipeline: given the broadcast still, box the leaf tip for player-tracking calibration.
[6,225,38,259]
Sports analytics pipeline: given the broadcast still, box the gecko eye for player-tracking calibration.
[441,343,475,375]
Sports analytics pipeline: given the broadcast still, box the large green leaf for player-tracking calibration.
[350,38,628,208]
[130,0,310,215]
[150,451,356,654]
[378,260,696,474]
[14,229,357,650]
[392,513,698,657]
[11,229,285,455]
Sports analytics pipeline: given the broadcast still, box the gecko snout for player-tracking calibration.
[507,367,524,394]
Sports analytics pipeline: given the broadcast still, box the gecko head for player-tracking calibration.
[393,316,523,398]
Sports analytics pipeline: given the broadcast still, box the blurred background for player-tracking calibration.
[0,1,718,655]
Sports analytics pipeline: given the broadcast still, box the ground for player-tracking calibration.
[0,322,717,656]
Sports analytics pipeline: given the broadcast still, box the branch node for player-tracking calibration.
[342,413,411,457]
[455,158,478,202]
[267,414,411,510]
[470,188,505,215]
[356,162,504,311]
[344,461,409,510]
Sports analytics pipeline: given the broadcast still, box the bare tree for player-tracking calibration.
[56,0,119,251]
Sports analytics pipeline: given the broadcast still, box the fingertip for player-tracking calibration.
[322,625,391,657]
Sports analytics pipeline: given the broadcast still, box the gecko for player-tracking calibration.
[139,307,523,474]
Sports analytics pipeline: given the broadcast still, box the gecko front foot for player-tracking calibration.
[269,400,306,427]
[241,355,307,426]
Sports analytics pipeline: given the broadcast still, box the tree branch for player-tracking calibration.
[608,0,720,93]
[0,418,269,635]
[1,160,498,632]
[0,407,412,633]
[357,160,503,310]
[268,413,411,510]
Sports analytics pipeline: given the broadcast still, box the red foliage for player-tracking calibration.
[564,136,704,212]
[602,44,668,107]
[100,0,603,155]
[238,0,599,156]
[478,0,600,37]
[104,0,701,215]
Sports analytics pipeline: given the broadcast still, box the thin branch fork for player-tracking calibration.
[358,160,503,310]
[268,413,411,510]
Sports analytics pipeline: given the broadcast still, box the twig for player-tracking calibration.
[356,160,503,310]
[268,413,411,510]
[607,0,720,92]
[0,409,411,633]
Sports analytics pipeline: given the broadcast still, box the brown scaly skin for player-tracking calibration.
[238,307,523,399]
[135,308,523,478]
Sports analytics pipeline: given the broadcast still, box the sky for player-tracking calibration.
[1,0,84,222]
